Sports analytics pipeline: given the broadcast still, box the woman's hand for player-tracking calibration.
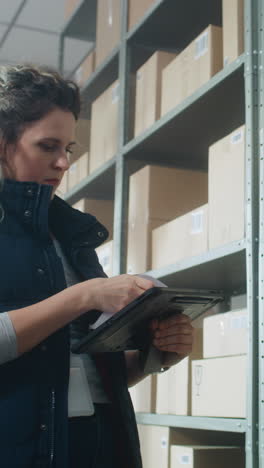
[86,274,154,316]
[150,313,194,367]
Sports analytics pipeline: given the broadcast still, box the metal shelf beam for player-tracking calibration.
[147,240,246,293]
[136,413,247,434]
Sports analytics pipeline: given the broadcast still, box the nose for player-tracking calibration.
[53,151,70,171]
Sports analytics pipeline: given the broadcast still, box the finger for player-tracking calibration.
[158,313,192,330]
[133,276,154,291]
[153,333,193,348]
[153,342,193,354]
[154,324,194,339]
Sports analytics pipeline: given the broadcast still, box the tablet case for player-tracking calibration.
[71,287,223,354]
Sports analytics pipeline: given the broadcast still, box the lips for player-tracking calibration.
[44,179,60,186]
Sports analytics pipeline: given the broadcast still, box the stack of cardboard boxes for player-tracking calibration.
[129,307,248,418]
[126,165,208,274]
[129,307,247,467]
[155,328,203,417]
[125,124,245,274]
[89,80,120,173]
[138,424,244,468]
[161,25,223,118]
[192,308,247,418]
[133,0,243,137]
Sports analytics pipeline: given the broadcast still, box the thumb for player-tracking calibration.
[134,276,154,291]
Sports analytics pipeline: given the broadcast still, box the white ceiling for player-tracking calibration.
[0,0,92,76]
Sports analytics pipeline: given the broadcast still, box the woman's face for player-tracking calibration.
[1,107,76,197]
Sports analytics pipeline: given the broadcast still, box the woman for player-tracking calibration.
[0,64,193,468]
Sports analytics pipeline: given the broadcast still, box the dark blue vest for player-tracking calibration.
[0,179,142,468]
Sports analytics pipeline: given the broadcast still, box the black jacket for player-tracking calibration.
[0,179,142,468]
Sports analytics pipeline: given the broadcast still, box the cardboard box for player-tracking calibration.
[68,161,79,190]
[127,165,208,274]
[77,152,89,182]
[75,119,90,159]
[128,0,156,31]
[161,25,223,116]
[223,0,244,66]
[67,152,89,190]
[208,126,245,249]
[156,328,203,416]
[74,51,95,87]
[192,355,246,417]
[134,51,176,137]
[95,0,121,68]
[129,375,157,413]
[72,198,114,239]
[152,204,208,270]
[96,240,113,277]
[90,81,119,173]
[170,445,245,468]
[64,0,80,19]
[203,309,248,358]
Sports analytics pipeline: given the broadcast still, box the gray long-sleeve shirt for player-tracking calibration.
[0,312,17,364]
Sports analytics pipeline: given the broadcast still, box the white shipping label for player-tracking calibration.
[108,0,113,26]
[112,83,120,103]
[231,129,244,145]
[195,31,208,59]
[230,315,248,330]
[136,70,142,81]
[161,437,167,449]
[178,454,191,465]
[191,210,204,234]
[194,364,203,396]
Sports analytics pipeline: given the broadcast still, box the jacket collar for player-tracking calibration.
[1,179,109,248]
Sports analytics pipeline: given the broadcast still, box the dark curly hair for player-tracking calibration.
[0,64,81,147]
[0,64,81,221]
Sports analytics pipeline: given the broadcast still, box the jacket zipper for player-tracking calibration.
[44,248,55,291]
[50,388,55,466]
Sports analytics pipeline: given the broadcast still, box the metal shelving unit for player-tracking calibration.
[61,1,262,466]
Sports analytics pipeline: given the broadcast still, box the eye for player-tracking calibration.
[39,142,57,152]
[66,147,73,155]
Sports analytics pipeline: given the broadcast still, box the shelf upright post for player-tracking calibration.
[112,0,130,275]
[244,0,261,466]
[258,0,264,465]
[58,31,65,75]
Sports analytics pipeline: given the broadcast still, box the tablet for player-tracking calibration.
[71,287,223,354]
